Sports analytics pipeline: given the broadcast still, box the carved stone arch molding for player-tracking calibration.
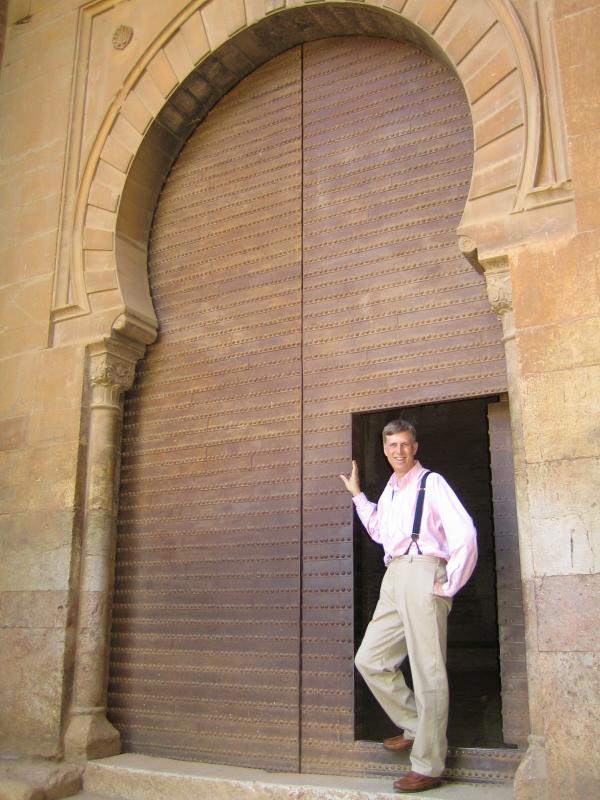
[50,0,575,349]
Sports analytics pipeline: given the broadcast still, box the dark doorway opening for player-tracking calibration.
[353,396,509,748]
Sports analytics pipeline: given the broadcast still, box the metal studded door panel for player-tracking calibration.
[300,38,507,776]
[109,48,304,771]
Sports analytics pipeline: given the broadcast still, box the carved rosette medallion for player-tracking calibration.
[458,235,477,261]
[112,25,133,51]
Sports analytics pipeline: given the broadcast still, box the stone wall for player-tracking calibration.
[1,0,84,757]
[0,1,598,798]
[510,5,600,795]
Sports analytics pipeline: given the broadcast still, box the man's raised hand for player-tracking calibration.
[339,460,361,497]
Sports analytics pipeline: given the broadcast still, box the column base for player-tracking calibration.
[64,709,121,763]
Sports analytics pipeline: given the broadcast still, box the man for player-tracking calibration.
[339,419,477,793]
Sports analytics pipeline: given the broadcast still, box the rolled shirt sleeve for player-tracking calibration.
[428,474,478,597]
[352,491,383,544]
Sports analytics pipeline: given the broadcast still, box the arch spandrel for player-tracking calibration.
[50,0,573,348]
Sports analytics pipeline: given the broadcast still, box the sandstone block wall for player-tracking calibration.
[509,4,600,795]
[1,0,84,756]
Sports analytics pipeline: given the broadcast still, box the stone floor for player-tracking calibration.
[72,753,515,800]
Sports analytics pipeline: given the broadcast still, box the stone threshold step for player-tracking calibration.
[83,754,514,800]
[70,795,108,800]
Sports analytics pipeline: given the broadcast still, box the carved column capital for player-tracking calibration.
[87,338,143,409]
[458,236,513,318]
[481,256,513,317]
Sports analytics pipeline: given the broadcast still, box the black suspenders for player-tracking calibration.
[403,470,432,555]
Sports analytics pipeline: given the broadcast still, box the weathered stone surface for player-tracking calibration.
[521,365,600,463]
[539,652,600,800]
[512,736,548,800]
[555,4,600,136]
[0,777,44,800]
[0,591,69,630]
[536,574,600,652]
[512,238,600,330]
[0,628,66,757]
[517,316,600,376]
[526,457,600,576]
[0,416,28,451]
[0,507,76,591]
[0,757,82,800]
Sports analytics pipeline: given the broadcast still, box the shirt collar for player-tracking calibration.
[389,461,424,490]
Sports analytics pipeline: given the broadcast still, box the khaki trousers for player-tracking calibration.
[355,555,452,777]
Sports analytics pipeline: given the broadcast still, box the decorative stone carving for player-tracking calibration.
[458,236,477,257]
[483,260,513,317]
[459,236,513,319]
[112,25,133,51]
[459,239,514,339]
[89,349,137,408]
[525,0,571,199]
[457,236,482,273]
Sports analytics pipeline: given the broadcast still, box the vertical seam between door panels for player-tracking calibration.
[299,41,305,774]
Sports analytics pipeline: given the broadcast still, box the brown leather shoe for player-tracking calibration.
[393,771,442,793]
[383,734,415,752]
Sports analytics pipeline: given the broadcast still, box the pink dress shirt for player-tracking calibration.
[352,461,477,597]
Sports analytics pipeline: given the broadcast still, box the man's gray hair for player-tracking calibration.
[382,419,417,444]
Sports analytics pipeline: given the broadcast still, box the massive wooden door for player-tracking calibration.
[111,48,303,771]
[109,37,509,777]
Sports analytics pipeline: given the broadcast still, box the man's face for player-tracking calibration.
[383,431,418,478]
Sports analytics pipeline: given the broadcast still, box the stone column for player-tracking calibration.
[481,256,548,800]
[64,336,144,762]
